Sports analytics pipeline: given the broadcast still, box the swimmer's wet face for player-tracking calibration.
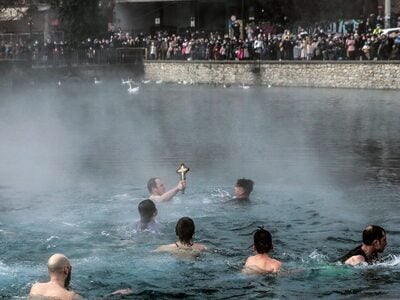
[154,178,166,195]
[234,178,254,198]
[234,185,245,198]
[375,233,387,253]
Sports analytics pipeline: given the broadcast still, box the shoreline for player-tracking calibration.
[1,59,400,90]
[144,60,400,90]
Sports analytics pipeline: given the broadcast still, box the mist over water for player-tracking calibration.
[1,82,400,298]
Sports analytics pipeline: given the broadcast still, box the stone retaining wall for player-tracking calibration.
[144,61,400,89]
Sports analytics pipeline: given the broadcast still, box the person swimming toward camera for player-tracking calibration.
[243,227,282,274]
[154,217,207,255]
[232,178,254,202]
[132,199,163,233]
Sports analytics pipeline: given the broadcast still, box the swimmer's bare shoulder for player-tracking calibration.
[344,255,366,266]
[29,282,82,300]
[243,256,282,274]
[148,194,161,202]
[153,243,176,252]
[28,293,82,300]
[192,243,207,251]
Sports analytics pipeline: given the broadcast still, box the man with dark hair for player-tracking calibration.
[29,254,82,300]
[233,178,254,201]
[243,227,282,274]
[147,177,186,203]
[132,199,162,233]
[339,225,387,266]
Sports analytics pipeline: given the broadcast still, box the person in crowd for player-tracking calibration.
[29,254,82,300]
[243,227,282,274]
[154,217,207,255]
[339,225,387,266]
[232,178,254,202]
[5,23,400,64]
[132,199,162,233]
[147,177,186,203]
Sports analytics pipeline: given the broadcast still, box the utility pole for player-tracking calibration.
[385,0,391,28]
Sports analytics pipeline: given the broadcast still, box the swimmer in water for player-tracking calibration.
[29,253,82,300]
[132,199,163,233]
[243,227,282,274]
[154,217,207,255]
[147,177,186,203]
[29,254,133,299]
[339,225,387,266]
[232,178,254,202]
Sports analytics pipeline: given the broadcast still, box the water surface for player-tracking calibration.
[1,82,400,299]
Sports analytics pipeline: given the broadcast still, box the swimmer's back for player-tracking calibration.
[29,282,81,300]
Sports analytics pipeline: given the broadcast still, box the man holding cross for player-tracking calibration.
[147,163,189,203]
[147,177,185,203]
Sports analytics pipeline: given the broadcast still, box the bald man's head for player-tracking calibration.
[47,254,70,274]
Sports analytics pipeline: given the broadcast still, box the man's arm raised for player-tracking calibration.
[150,180,186,203]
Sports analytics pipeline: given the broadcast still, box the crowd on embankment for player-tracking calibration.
[1,14,400,65]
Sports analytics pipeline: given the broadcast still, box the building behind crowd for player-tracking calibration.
[113,0,400,36]
[0,1,62,42]
[114,0,243,36]
[1,0,400,43]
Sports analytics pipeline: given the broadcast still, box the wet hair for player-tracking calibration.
[147,177,159,193]
[236,178,254,196]
[253,227,273,254]
[138,199,157,226]
[175,217,195,245]
[362,225,386,245]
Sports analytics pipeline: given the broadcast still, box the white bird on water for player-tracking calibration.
[142,79,151,84]
[155,80,163,84]
[127,82,139,94]
[241,84,250,89]
[94,77,102,84]
[121,78,132,85]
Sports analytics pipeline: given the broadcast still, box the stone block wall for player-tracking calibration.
[144,61,400,89]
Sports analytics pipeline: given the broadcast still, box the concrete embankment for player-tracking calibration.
[144,60,400,90]
[2,59,399,90]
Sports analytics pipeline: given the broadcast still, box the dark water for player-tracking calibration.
[1,82,400,299]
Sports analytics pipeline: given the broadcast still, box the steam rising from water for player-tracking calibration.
[1,83,400,194]
[1,82,400,298]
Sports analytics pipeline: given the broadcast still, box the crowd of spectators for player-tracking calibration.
[1,14,400,64]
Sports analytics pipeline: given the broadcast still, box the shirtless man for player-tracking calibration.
[29,253,81,300]
[147,177,186,203]
[154,217,207,255]
[232,178,254,202]
[339,225,387,266]
[243,227,282,274]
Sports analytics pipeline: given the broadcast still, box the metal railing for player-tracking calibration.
[0,47,146,66]
[0,31,64,44]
